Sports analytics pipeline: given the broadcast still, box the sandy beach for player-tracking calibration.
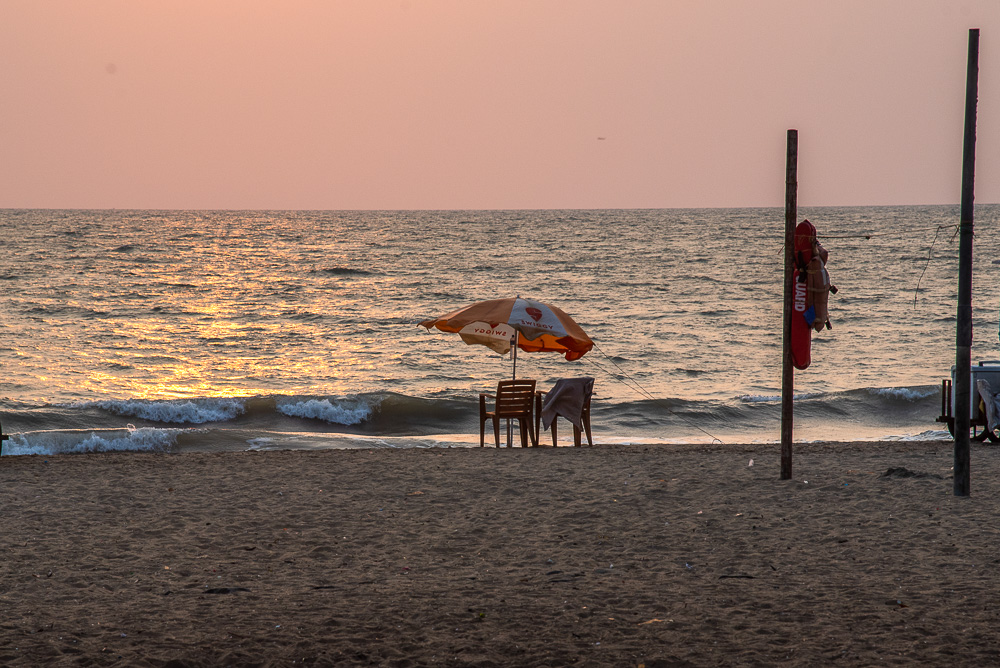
[1,440,998,666]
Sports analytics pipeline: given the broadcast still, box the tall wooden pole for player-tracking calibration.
[954,28,979,497]
[781,129,797,480]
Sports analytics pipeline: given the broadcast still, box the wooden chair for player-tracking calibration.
[479,379,537,447]
[537,377,594,447]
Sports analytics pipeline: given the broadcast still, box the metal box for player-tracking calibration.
[952,361,1000,420]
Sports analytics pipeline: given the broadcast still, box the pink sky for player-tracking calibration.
[2,1,998,210]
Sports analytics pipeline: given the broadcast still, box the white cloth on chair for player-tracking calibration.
[977,379,999,431]
[541,377,594,431]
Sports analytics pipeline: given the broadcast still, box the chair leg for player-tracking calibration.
[479,395,486,447]
[583,412,593,446]
[493,417,501,448]
[550,419,558,447]
[573,425,582,447]
[519,418,529,448]
[533,393,541,447]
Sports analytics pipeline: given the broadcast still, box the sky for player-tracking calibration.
[2,1,999,210]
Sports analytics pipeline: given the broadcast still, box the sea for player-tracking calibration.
[1,206,998,456]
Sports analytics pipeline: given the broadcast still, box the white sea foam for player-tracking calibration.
[889,429,952,441]
[867,387,937,401]
[3,428,180,456]
[739,395,780,403]
[276,397,374,425]
[738,393,824,403]
[93,398,246,423]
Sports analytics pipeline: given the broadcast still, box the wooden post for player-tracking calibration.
[954,28,979,497]
[780,129,797,480]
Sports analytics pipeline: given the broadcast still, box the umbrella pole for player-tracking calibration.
[511,335,517,380]
[508,334,516,446]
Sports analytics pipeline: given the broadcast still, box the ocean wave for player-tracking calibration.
[0,384,947,452]
[891,429,953,441]
[3,427,180,456]
[866,387,937,402]
[311,267,374,276]
[276,396,376,425]
[739,386,938,405]
[738,393,825,403]
[92,398,246,423]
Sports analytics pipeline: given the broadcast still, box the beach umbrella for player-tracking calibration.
[419,296,593,378]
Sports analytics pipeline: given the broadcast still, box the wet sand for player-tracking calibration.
[1,441,997,667]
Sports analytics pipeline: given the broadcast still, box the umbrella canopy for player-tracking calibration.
[419,297,593,361]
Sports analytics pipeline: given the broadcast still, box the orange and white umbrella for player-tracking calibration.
[419,297,593,362]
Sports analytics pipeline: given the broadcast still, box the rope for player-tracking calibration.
[772,222,961,253]
[818,223,959,240]
[780,222,963,308]
[913,224,961,308]
[584,342,723,444]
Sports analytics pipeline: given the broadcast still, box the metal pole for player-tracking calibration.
[508,333,517,446]
[781,129,797,480]
[954,28,979,497]
[511,334,518,381]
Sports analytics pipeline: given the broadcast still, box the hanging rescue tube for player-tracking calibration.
[790,220,815,370]
[790,219,836,370]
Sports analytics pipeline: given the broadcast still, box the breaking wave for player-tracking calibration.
[276,397,375,425]
[0,384,947,456]
[91,398,246,423]
[4,427,181,456]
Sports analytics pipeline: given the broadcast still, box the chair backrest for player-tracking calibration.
[494,379,536,415]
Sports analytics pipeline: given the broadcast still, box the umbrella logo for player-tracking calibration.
[474,327,509,336]
[526,307,543,322]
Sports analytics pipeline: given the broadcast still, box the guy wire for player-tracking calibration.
[583,342,723,444]
[773,223,957,252]
[782,222,962,308]
[819,223,958,240]
[913,224,961,308]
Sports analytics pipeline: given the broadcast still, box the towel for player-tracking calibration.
[541,377,594,431]
[977,379,998,431]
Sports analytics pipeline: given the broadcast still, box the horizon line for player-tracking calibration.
[0,202,995,214]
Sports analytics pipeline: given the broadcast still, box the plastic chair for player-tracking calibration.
[538,377,594,447]
[479,379,537,447]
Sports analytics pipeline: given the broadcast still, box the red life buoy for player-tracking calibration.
[790,220,834,369]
